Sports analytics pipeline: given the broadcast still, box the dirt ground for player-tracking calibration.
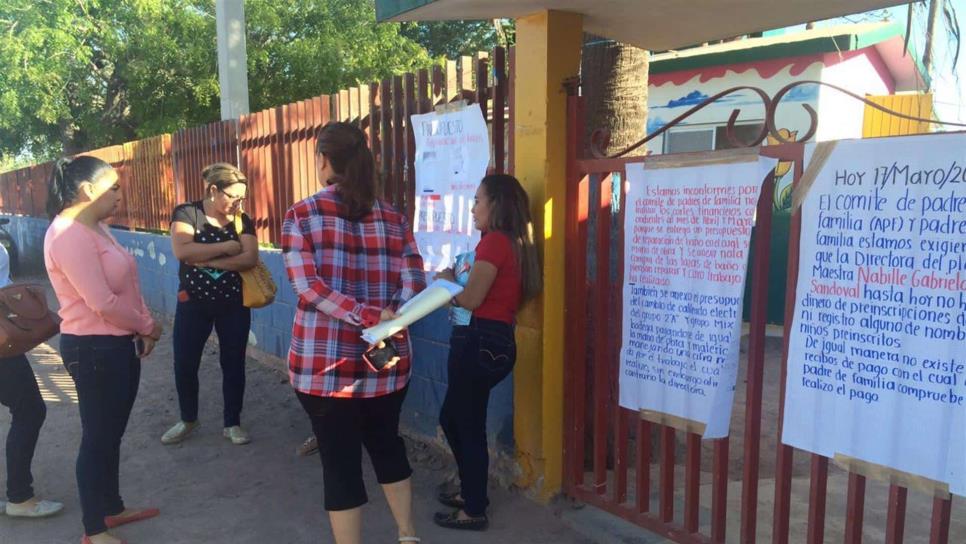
[0,285,593,544]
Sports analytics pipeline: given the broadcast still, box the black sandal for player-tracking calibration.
[433,509,488,531]
[437,490,465,508]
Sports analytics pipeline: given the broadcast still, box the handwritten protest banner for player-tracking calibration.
[620,158,776,438]
[784,134,966,495]
[410,107,490,271]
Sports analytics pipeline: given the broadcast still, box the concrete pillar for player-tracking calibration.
[512,10,583,500]
[216,0,250,120]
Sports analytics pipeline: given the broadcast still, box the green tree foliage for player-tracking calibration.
[399,20,509,59]
[244,1,432,111]
[0,0,220,158]
[0,0,435,160]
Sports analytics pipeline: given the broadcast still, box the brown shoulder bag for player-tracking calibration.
[0,284,60,357]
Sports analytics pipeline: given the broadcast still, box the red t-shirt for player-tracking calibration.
[473,231,522,324]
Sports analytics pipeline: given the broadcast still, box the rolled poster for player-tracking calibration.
[360,279,464,344]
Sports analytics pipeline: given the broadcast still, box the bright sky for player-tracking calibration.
[819,1,966,124]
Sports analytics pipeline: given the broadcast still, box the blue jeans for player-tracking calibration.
[0,354,47,503]
[439,318,516,517]
[61,334,140,537]
[173,300,251,427]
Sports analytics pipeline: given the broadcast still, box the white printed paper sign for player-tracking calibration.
[411,107,490,271]
[619,157,776,438]
[784,134,966,495]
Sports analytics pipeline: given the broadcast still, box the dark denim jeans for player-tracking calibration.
[173,299,251,427]
[0,354,47,503]
[61,334,141,537]
[439,317,516,517]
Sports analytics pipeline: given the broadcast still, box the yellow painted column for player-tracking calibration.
[513,10,582,500]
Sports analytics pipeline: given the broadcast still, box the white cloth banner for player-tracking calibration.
[410,107,490,272]
[619,157,776,438]
[784,134,966,495]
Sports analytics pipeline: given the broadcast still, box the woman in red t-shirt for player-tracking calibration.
[435,174,542,531]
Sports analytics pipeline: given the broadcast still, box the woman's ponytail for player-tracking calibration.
[46,156,113,219]
[316,122,376,220]
[46,158,73,219]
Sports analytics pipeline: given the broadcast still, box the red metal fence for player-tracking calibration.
[563,93,959,543]
[0,162,51,218]
[172,120,240,205]
[0,48,513,244]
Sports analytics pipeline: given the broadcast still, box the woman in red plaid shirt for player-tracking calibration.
[282,122,425,544]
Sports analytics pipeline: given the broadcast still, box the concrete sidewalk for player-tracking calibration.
[0,295,595,544]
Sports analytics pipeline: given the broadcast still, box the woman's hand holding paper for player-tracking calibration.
[360,279,463,345]
[436,268,456,282]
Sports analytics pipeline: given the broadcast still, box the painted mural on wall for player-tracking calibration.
[646,57,822,324]
[648,50,892,215]
[645,50,896,324]
[769,129,797,212]
[648,58,822,216]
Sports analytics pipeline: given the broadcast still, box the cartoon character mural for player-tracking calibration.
[769,128,798,212]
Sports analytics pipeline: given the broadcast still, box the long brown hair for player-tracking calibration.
[479,174,542,302]
[316,122,376,220]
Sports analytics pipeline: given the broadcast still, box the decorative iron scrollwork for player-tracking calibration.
[766,80,966,143]
[588,80,966,159]
[590,86,772,159]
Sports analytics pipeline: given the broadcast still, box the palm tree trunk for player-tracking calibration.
[580,35,649,157]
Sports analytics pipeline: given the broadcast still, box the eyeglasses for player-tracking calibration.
[218,188,246,202]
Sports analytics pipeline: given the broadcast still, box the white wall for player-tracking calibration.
[816,50,891,141]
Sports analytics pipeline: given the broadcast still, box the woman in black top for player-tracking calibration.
[162,163,259,446]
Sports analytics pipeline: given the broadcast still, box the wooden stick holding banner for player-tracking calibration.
[434,99,469,115]
[832,454,951,500]
[640,409,707,436]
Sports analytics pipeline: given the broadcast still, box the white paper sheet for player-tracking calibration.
[361,279,464,344]
[783,134,966,495]
[619,157,776,438]
[410,107,490,272]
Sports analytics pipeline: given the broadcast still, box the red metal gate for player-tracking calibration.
[562,85,960,543]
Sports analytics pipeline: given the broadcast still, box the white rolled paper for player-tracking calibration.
[360,279,464,345]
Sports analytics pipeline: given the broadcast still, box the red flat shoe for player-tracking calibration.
[105,507,160,528]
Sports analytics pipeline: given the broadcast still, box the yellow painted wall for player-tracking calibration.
[862,93,933,137]
[512,10,583,500]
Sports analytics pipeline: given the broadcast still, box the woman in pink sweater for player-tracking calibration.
[43,156,163,544]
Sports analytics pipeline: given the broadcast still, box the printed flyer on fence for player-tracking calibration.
[619,156,776,439]
[783,134,966,496]
[410,105,490,272]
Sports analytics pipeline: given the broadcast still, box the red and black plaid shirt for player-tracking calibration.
[282,186,425,398]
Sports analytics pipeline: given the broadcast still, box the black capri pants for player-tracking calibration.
[296,386,412,511]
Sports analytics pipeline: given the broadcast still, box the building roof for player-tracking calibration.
[650,22,927,91]
[375,0,910,52]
